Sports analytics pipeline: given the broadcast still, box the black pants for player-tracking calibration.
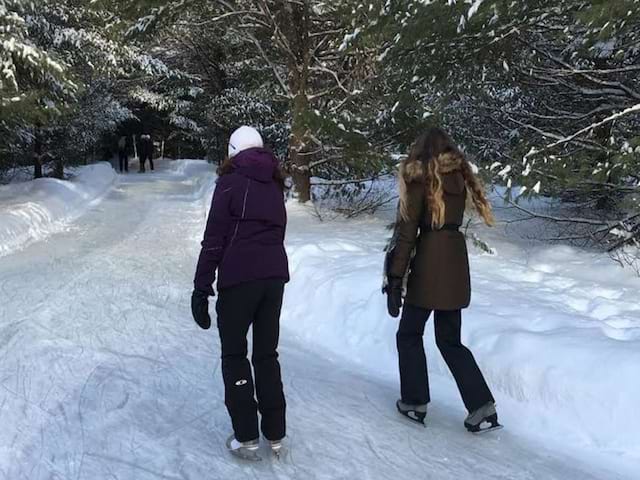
[216,279,286,442]
[139,155,154,172]
[118,151,128,172]
[397,304,494,412]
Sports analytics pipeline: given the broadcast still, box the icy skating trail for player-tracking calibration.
[0,160,635,479]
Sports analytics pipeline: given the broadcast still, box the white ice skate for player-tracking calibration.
[226,435,261,461]
[268,438,284,459]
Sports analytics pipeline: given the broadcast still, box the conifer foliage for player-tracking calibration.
[374,0,640,260]
[0,0,172,178]
[2,0,640,265]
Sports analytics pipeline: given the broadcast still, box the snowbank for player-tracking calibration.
[2,161,626,480]
[0,162,116,257]
[164,159,216,204]
[282,202,640,466]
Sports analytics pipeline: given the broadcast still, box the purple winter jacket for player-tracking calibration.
[194,148,290,295]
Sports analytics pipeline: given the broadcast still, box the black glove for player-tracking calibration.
[191,289,212,330]
[384,277,403,318]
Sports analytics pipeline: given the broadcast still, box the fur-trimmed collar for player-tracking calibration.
[399,152,464,183]
[398,152,465,221]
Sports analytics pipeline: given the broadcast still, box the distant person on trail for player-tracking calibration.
[383,127,502,434]
[138,134,154,173]
[191,126,290,461]
[117,135,129,173]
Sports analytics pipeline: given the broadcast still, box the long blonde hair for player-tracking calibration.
[401,128,495,228]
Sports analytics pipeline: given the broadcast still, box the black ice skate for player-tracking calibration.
[464,402,503,434]
[396,400,427,426]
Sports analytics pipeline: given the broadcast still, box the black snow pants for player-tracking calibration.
[397,304,494,412]
[216,279,286,442]
[139,155,154,172]
[118,151,129,172]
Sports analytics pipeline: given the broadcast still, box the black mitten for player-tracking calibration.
[191,289,212,330]
[384,277,403,318]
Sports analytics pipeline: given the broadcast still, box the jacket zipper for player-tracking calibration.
[220,179,250,266]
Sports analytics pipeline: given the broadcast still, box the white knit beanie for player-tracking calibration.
[228,126,264,158]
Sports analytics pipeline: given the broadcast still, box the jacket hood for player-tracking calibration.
[398,152,466,218]
[399,151,464,184]
[232,147,279,183]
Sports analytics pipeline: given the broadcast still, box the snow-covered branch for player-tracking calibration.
[311,176,381,186]
[244,31,292,98]
[526,104,640,159]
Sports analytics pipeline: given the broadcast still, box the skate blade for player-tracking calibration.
[226,436,262,462]
[469,423,503,435]
[229,449,262,462]
[397,411,427,427]
[396,401,427,427]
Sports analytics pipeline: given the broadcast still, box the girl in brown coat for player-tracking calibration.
[384,127,501,433]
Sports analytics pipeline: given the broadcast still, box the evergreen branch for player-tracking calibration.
[525,104,640,159]
[311,176,382,186]
[506,200,635,228]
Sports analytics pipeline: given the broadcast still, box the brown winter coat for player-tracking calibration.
[388,153,471,311]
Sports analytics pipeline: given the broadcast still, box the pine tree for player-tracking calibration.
[370,0,640,254]
[1,0,176,178]
[117,0,394,202]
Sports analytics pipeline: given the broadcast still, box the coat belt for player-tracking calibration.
[424,223,460,232]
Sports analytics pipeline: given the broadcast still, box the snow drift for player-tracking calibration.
[282,202,640,467]
[0,162,116,257]
[2,160,628,480]
[0,159,637,476]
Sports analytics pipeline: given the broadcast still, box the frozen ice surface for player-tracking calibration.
[0,160,637,479]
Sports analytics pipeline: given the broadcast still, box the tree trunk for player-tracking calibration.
[53,158,64,179]
[33,129,43,179]
[285,1,312,203]
[290,92,311,202]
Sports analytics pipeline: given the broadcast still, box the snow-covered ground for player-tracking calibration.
[285,205,640,474]
[0,159,637,479]
[0,163,116,258]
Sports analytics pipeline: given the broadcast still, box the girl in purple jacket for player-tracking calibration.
[192,126,289,460]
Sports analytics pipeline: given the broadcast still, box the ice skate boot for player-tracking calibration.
[464,402,503,434]
[226,435,261,461]
[396,400,427,426]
